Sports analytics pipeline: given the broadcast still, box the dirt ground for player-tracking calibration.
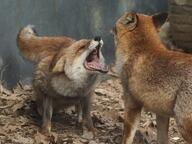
[0,79,186,144]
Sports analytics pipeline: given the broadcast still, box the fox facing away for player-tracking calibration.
[17,25,108,135]
[111,12,192,144]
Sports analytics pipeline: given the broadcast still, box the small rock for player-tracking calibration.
[95,89,107,96]
[80,138,88,143]
[89,140,97,144]
[172,137,180,141]
[82,129,94,140]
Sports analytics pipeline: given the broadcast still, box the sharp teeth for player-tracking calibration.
[89,40,99,50]
[100,39,104,46]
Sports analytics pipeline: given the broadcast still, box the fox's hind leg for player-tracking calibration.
[41,95,53,135]
[174,106,192,142]
[174,84,192,143]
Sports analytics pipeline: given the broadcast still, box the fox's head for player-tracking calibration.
[51,37,108,81]
[109,12,168,76]
[112,12,168,48]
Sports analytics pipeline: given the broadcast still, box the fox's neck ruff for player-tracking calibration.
[51,73,97,97]
[114,28,167,76]
[121,30,165,52]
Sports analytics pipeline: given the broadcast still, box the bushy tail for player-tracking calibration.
[17,25,75,62]
[17,25,42,62]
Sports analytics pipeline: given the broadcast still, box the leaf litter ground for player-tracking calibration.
[0,80,186,144]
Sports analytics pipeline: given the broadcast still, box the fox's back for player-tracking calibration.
[123,49,192,115]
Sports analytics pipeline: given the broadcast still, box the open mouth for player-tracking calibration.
[84,44,108,73]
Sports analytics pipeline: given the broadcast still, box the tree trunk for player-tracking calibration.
[169,0,192,52]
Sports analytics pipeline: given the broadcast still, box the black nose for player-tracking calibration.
[94,36,101,42]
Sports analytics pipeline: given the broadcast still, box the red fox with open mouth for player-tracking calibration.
[17,25,108,135]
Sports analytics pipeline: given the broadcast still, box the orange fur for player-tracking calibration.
[17,25,75,62]
[112,12,192,144]
[17,25,107,136]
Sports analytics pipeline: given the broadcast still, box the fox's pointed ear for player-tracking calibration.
[51,56,65,73]
[152,12,168,29]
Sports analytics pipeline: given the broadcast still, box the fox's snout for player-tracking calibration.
[94,36,101,42]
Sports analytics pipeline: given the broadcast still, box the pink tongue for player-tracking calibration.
[86,54,108,72]
[87,61,108,72]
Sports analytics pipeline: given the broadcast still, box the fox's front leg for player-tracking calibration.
[75,103,83,123]
[80,96,95,133]
[41,95,53,135]
[122,95,141,144]
[156,115,169,144]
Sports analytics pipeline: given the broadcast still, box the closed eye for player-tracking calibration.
[75,45,87,55]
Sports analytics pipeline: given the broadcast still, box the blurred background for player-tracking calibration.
[0,0,168,88]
